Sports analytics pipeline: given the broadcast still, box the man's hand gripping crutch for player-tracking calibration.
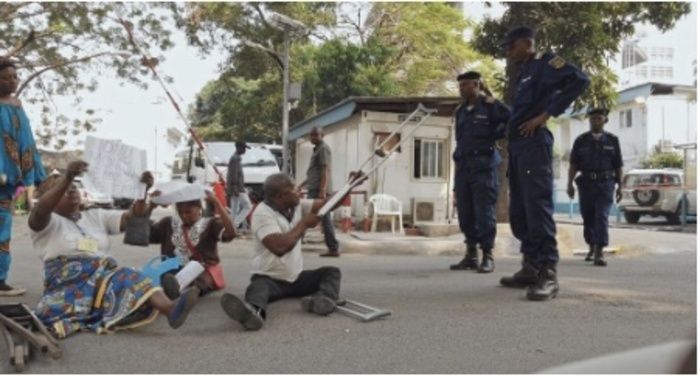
[316,103,438,217]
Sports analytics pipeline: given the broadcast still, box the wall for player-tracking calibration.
[293,110,455,222]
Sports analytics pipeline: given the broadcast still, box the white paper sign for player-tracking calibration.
[82,136,148,200]
[150,181,207,205]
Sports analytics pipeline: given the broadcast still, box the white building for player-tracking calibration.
[553,82,697,190]
[289,97,460,224]
[615,8,697,90]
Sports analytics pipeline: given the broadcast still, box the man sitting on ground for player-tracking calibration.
[220,172,361,330]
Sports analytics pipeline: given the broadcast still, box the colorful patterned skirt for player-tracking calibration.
[34,256,161,338]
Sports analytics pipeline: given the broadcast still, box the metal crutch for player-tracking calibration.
[335,298,392,322]
[318,103,438,216]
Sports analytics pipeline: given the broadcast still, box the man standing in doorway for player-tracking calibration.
[297,127,340,257]
[227,141,252,232]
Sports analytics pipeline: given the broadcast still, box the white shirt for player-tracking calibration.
[31,209,123,261]
[250,199,313,282]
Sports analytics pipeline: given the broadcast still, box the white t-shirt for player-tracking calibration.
[31,209,124,261]
[250,199,313,282]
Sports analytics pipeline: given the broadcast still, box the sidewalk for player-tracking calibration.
[303,222,696,259]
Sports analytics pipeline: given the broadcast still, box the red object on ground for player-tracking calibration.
[340,194,352,233]
[213,181,228,208]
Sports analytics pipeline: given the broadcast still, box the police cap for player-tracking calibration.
[587,108,609,117]
[457,71,481,81]
[501,26,536,47]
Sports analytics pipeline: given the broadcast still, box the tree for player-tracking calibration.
[472,2,691,221]
[0,2,176,149]
[473,2,691,110]
[642,151,684,169]
[182,2,497,142]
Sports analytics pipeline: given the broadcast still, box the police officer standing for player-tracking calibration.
[498,27,590,301]
[450,71,510,273]
[567,108,623,267]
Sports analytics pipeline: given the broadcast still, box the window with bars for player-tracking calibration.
[413,139,446,180]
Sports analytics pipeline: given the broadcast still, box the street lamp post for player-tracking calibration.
[268,12,307,176]
[281,35,291,175]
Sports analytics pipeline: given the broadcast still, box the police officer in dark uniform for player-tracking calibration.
[450,71,511,273]
[498,27,590,301]
[567,108,623,267]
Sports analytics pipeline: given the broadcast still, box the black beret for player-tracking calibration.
[457,71,481,81]
[587,108,609,117]
[501,26,536,46]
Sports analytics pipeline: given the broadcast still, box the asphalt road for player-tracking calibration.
[0,218,696,373]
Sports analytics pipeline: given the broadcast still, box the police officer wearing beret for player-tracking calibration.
[450,71,511,273]
[567,108,623,267]
[498,27,590,301]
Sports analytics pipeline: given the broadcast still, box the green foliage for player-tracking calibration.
[183,2,497,142]
[472,2,691,110]
[642,151,684,169]
[0,2,176,150]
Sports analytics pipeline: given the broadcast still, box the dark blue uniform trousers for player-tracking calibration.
[576,178,614,247]
[508,145,559,265]
[455,164,498,250]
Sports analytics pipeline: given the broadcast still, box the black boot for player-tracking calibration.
[450,246,478,270]
[526,263,559,301]
[499,257,539,288]
[478,248,494,273]
[593,245,607,267]
[585,244,594,262]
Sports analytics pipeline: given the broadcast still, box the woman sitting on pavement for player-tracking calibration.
[28,161,199,339]
[148,182,237,298]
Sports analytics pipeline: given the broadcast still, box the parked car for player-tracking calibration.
[73,177,114,209]
[618,168,696,224]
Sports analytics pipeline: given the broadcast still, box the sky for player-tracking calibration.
[21,1,698,180]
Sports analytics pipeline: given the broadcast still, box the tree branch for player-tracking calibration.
[16,51,127,96]
[4,29,36,59]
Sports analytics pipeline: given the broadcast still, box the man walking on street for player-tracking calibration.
[567,108,623,267]
[297,127,340,257]
[498,26,590,301]
[227,141,252,232]
[450,71,510,273]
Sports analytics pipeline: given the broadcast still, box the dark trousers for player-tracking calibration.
[508,145,559,266]
[308,190,340,252]
[244,266,341,313]
[454,165,499,250]
[576,178,615,247]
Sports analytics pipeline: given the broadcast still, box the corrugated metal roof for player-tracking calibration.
[289,96,461,140]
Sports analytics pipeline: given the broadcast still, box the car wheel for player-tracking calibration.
[624,211,640,224]
[633,189,660,206]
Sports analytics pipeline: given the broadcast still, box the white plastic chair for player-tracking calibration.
[369,194,404,234]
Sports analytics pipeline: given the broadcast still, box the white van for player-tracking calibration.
[171,141,280,200]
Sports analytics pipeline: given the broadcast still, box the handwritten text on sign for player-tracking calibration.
[82,136,147,199]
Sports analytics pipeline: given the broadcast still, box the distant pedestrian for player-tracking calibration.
[567,108,623,267]
[227,141,252,232]
[297,127,340,257]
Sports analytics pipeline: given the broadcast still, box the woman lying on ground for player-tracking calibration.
[148,185,237,299]
[28,161,199,339]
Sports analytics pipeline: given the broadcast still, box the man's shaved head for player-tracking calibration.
[264,173,293,199]
[310,126,323,145]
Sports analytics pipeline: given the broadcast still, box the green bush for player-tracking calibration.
[641,152,684,169]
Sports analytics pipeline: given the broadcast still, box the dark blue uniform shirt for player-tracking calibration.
[508,52,590,155]
[570,131,623,173]
[453,95,510,169]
